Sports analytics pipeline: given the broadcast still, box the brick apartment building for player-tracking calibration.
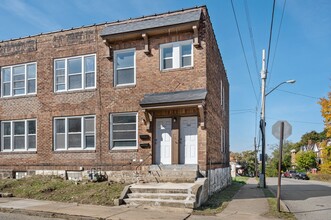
[0,6,230,191]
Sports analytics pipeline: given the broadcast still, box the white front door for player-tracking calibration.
[155,118,172,164]
[180,117,198,164]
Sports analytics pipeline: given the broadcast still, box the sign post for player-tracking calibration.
[272,120,292,212]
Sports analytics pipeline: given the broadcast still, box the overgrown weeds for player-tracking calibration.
[0,175,125,206]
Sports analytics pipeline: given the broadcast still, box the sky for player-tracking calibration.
[0,0,329,155]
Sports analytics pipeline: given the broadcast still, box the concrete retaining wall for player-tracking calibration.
[208,167,231,195]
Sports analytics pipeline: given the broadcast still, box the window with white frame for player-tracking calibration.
[110,113,137,149]
[1,63,36,97]
[54,54,96,92]
[160,40,193,70]
[54,116,95,150]
[114,49,136,87]
[1,119,36,151]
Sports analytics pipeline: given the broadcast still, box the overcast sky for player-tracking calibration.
[0,0,329,154]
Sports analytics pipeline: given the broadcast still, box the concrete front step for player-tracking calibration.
[123,198,196,209]
[130,183,194,194]
[149,164,198,171]
[124,182,197,209]
[146,165,199,183]
[128,192,194,200]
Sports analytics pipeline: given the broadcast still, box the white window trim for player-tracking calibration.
[160,39,193,71]
[113,48,136,87]
[110,112,138,150]
[54,54,96,92]
[53,115,96,151]
[1,62,37,97]
[1,119,37,152]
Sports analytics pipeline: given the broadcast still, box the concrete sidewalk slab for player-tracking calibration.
[0,198,191,220]
[215,178,277,220]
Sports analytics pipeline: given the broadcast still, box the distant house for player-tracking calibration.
[0,6,230,195]
[297,140,323,165]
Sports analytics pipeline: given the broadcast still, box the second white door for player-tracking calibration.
[180,117,198,164]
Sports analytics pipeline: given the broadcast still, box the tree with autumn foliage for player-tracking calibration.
[319,92,331,173]
[319,92,331,137]
[319,141,331,174]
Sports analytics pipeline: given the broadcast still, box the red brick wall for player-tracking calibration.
[0,8,214,172]
[203,8,230,170]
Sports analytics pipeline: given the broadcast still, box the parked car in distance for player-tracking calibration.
[284,170,297,178]
[294,172,309,180]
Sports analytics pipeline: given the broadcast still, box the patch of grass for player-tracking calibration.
[262,188,297,220]
[0,175,126,206]
[192,177,248,216]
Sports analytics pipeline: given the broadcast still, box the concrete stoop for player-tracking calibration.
[124,182,197,209]
[139,164,200,183]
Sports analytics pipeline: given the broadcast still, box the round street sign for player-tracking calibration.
[272,120,292,140]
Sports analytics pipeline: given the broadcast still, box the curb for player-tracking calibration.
[0,207,103,220]
[266,186,291,213]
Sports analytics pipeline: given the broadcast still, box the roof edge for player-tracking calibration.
[0,5,206,43]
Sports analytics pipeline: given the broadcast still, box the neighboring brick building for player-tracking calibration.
[0,6,230,191]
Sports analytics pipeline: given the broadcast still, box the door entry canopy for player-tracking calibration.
[140,89,207,130]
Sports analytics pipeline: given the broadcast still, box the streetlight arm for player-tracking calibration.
[266,82,286,96]
[266,80,296,96]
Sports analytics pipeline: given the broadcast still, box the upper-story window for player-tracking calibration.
[1,119,36,152]
[160,40,193,70]
[1,62,36,97]
[114,49,136,87]
[54,54,96,92]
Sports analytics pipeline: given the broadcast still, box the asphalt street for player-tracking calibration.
[267,177,331,220]
[0,212,63,220]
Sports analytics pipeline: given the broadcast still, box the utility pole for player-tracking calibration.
[254,137,257,177]
[260,49,267,188]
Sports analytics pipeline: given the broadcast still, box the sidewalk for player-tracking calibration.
[0,178,277,220]
[215,178,278,220]
[0,197,191,220]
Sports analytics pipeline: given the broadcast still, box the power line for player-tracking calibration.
[276,89,320,99]
[266,0,276,71]
[231,111,256,115]
[266,116,323,125]
[244,0,261,88]
[268,0,287,86]
[231,108,255,112]
[230,0,259,104]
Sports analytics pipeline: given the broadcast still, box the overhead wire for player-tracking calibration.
[268,0,287,86]
[244,0,261,88]
[230,0,259,104]
[266,0,276,72]
[276,89,320,100]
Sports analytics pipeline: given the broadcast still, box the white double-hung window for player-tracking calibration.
[54,54,96,92]
[114,49,136,87]
[110,113,137,150]
[54,116,95,150]
[160,40,193,70]
[1,62,37,97]
[1,119,37,151]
